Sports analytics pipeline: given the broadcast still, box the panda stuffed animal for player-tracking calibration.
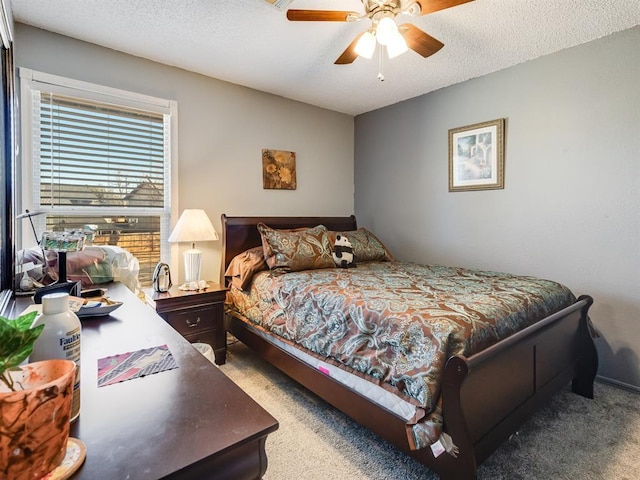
[333,234,355,268]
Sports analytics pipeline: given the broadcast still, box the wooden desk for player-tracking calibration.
[14,283,278,480]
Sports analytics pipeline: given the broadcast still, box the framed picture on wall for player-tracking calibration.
[262,148,297,190]
[448,118,505,192]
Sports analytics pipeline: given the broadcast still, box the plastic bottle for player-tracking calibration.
[30,292,81,422]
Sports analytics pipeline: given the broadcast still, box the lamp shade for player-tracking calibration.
[168,209,218,286]
[386,32,408,59]
[355,31,376,59]
[168,209,219,245]
[375,16,398,46]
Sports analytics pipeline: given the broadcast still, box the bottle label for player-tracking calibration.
[61,328,81,359]
[61,326,81,421]
[30,312,82,422]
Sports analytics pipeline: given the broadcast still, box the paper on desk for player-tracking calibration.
[20,304,41,317]
[97,344,178,387]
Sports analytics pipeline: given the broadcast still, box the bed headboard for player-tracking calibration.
[220,214,357,280]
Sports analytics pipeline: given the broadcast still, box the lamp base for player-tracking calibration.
[183,248,202,284]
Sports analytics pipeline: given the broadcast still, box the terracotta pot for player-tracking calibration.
[0,359,76,480]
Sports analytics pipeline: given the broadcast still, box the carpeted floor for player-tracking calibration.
[219,340,640,480]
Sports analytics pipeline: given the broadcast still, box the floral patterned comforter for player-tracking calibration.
[225,261,575,449]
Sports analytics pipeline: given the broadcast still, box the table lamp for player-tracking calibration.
[168,209,219,287]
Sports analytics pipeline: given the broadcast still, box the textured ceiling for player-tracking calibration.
[9,0,640,116]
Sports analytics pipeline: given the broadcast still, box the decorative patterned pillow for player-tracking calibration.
[328,228,393,263]
[257,223,335,272]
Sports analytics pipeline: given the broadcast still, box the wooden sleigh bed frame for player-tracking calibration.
[221,215,598,480]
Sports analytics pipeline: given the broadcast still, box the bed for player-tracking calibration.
[221,215,598,480]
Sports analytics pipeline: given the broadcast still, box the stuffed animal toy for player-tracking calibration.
[333,234,355,268]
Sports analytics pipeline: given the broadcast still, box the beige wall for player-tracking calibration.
[355,27,640,389]
[14,23,355,283]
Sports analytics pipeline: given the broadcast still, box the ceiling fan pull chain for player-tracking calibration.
[377,46,385,82]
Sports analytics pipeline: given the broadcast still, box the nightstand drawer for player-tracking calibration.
[166,306,219,337]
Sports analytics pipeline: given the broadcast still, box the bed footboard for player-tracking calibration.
[437,295,597,478]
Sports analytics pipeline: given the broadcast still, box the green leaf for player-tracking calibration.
[8,311,39,331]
[0,311,45,387]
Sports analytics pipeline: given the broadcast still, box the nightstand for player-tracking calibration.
[148,281,229,365]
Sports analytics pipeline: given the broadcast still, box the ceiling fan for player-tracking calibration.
[286,0,474,65]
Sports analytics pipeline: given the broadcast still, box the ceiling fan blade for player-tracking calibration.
[414,0,474,15]
[400,24,444,58]
[286,10,357,21]
[334,33,363,65]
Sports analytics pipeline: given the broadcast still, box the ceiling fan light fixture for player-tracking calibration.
[354,31,376,59]
[375,16,398,46]
[386,32,408,59]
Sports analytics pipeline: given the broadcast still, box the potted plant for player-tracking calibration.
[0,310,76,480]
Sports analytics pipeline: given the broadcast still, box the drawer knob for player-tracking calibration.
[186,317,201,327]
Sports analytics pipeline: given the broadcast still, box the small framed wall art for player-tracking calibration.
[262,149,297,190]
[448,118,505,192]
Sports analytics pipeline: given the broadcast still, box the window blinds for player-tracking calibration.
[37,93,166,209]
[31,91,171,286]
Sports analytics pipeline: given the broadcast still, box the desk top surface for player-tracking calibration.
[16,283,278,479]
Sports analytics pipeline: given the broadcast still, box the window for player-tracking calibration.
[0,2,13,298]
[19,70,177,286]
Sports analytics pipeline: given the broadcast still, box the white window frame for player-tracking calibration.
[18,68,179,267]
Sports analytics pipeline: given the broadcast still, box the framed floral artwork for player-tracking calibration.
[448,118,505,192]
[262,149,297,190]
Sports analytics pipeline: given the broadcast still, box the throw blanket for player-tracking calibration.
[226,261,575,449]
